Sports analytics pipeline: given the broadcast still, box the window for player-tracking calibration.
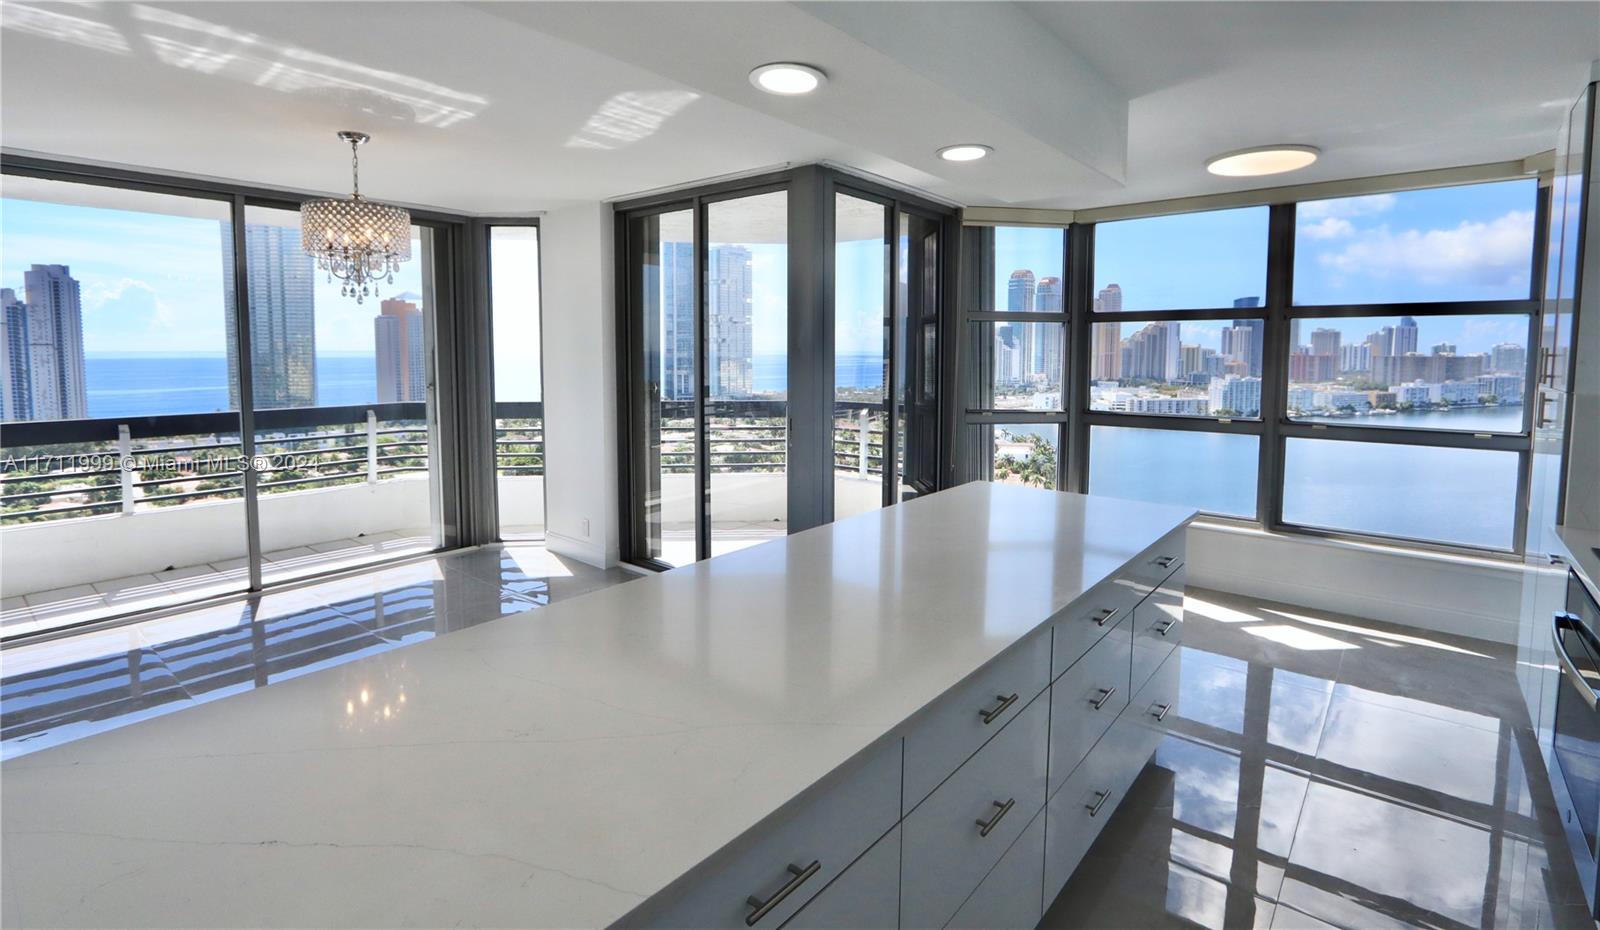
[962,176,1541,552]
[1293,181,1538,305]
[1282,439,1519,550]
[991,227,1065,312]
[1284,314,1527,433]
[1088,426,1258,518]
[834,193,888,519]
[488,225,544,539]
[1092,207,1268,312]
[1089,320,1259,419]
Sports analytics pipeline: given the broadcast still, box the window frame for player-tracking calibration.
[961,174,1548,558]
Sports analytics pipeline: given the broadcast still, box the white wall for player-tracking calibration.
[538,201,619,568]
[1186,520,1527,644]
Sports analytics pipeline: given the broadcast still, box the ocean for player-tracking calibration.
[81,352,888,418]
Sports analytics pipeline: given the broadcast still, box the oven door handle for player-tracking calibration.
[1553,611,1600,710]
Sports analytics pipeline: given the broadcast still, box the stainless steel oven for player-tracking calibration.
[1552,568,1600,918]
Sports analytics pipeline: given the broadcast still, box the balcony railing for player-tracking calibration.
[2,399,889,526]
[1,403,433,525]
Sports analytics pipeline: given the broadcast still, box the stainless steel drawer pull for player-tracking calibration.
[745,861,820,925]
[1090,686,1117,710]
[1091,607,1120,627]
[1085,789,1111,818]
[1154,620,1176,637]
[1154,555,1177,568]
[1150,702,1173,722]
[976,798,1015,837]
[979,692,1019,724]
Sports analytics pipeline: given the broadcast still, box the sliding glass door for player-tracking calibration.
[622,172,951,570]
[488,224,545,541]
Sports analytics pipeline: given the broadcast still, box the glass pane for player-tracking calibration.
[1282,438,1518,549]
[1089,321,1260,418]
[1088,426,1258,517]
[245,205,436,585]
[1285,314,1528,432]
[834,193,887,520]
[974,321,1063,410]
[489,226,544,540]
[634,209,695,567]
[991,227,1064,312]
[1294,180,1537,305]
[976,424,1059,488]
[1,177,247,633]
[1093,207,1268,311]
[898,211,942,501]
[707,191,787,557]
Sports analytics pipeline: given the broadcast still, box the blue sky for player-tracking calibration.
[4,176,1538,373]
[3,197,426,356]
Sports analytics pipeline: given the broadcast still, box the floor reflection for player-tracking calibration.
[0,545,634,759]
[1044,588,1591,930]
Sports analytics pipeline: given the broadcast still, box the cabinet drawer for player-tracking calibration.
[901,695,1049,930]
[1126,646,1181,733]
[1042,716,1156,903]
[780,825,899,930]
[902,632,1050,813]
[1131,564,1185,694]
[944,807,1045,930]
[1050,578,1141,680]
[623,738,901,929]
[1125,529,1187,599]
[1047,616,1132,796]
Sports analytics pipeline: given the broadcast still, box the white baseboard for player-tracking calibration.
[545,530,614,570]
[1186,522,1525,645]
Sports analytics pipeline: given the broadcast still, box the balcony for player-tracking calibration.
[1,400,887,637]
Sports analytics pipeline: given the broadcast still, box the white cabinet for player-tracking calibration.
[780,826,901,930]
[900,695,1049,930]
[1132,563,1184,694]
[902,633,1050,813]
[623,738,901,929]
[1047,615,1132,795]
[945,809,1046,930]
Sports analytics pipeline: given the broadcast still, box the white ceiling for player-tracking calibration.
[1,2,1595,215]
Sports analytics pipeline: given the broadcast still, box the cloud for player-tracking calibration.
[1299,217,1354,240]
[1314,210,1535,287]
[1298,193,1396,220]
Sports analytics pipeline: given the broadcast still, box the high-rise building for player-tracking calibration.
[995,323,1024,387]
[1373,352,1486,385]
[1123,322,1178,381]
[1,288,32,421]
[1208,375,1262,417]
[374,298,426,403]
[1289,319,1302,354]
[1091,323,1121,381]
[1007,270,1036,312]
[22,264,88,420]
[1034,276,1063,379]
[1222,319,1264,377]
[1394,316,1419,355]
[1366,326,1395,359]
[655,240,695,401]
[1233,296,1261,309]
[1094,283,1121,313]
[224,223,316,409]
[1339,343,1372,373]
[1491,342,1527,373]
[707,245,753,397]
[1310,328,1341,358]
[1430,342,1457,356]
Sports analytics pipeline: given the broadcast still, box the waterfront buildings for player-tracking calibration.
[224,223,316,409]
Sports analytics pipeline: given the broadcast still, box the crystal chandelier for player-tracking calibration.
[300,131,411,304]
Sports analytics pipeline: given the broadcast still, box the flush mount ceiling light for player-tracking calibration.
[749,62,826,95]
[937,144,992,162]
[300,130,411,305]
[1205,144,1320,177]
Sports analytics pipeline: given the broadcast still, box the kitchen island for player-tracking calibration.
[1,483,1194,929]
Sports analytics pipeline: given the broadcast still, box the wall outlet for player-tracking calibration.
[582,518,590,538]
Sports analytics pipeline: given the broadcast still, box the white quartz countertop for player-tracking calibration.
[0,484,1194,929]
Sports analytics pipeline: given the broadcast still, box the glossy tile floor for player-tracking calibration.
[0,543,633,759]
[0,528,440,639]
[1044,587,1590,930]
